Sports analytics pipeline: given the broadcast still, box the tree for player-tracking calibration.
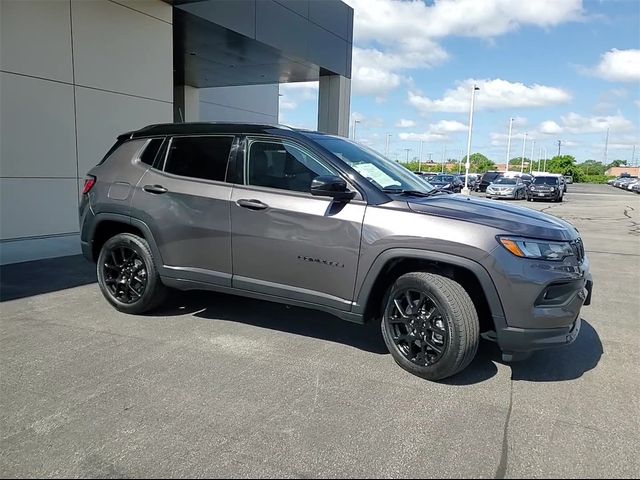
[463,153,496,173]
[579,160,606,176]
[607,159,627,169]
[546,155,584,182]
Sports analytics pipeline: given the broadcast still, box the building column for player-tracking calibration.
[318,75,351,137]
[174,85,200,122]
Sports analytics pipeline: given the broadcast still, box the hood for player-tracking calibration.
[407,194,578,241]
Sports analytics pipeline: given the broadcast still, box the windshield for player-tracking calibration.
[533,176,559,185]
[494,178,517,185]
[433,175,454,182]
[307,135,436,193]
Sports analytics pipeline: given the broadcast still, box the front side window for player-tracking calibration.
[247,139,336,193]
[164,136,234,182]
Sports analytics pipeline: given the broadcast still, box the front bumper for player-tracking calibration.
[487,190,516,199]
[528,190,558,199]
[486,246,593,354]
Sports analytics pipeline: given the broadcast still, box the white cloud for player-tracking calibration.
[345,0,583,42]
[396,119,416,128]
[428,120,468,134]
[344,0,582,98]
[490,132,528,146]
[539,120,563,135]
[591,49,640,83]
[278,81,318,113]
[409,78,571,113]
[559,112,634,134]
[398,132,445,142]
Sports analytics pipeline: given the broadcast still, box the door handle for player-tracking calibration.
[143,184,168,194]
[236,199,268,211]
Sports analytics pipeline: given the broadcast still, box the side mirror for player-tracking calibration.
[310,175,356,201]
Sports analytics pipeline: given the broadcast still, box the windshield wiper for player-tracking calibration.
[381,188,438,197]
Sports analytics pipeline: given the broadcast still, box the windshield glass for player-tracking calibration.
[533,176,559,185]
[307,135,436,193]
[494,178,517,185]
[433,175,454,182]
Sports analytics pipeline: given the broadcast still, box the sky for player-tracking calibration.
[278,0,640,165]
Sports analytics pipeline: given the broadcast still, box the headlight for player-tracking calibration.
[498,236,574,261]
[443,184,451,188]
[530,186,536,190]
[550,187,555,191]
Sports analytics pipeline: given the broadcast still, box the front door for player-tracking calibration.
[230,137,366,310]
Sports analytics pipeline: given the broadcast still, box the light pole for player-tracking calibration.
[404,148,411,163]
[441,145,447,173]
[418,140,424,172]
[505,117,514,173]
[542,147,547,171]
[462,84,480,195]
[384,133,391,157]
[530,139,536,173]
[520,132,527,173]
[458,148,464,174]
[352,119,361,141]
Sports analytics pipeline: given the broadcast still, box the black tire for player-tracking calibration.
[558,194,563,202]
[96,233,167,314]
[381,272,479,381]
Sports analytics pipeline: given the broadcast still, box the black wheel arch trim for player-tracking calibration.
[353,248,507,330]
[85,213,165,272]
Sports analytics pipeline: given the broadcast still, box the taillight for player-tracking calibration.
[82,175,96,194]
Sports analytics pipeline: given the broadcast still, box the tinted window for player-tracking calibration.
[495,178,517,184]
[164,136,233,181]
[247,139,336,193]
[533,176,559,185]
[139,138,163,166]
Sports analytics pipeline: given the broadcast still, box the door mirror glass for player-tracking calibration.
[310,175,356,201]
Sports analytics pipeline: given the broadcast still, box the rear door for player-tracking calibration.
[229,136,366,310]
[130,135,237,286]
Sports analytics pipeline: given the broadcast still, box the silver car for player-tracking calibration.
[486,177,527,200]
[80,123,593,380]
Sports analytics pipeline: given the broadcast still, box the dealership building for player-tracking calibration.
[0,0,353,264]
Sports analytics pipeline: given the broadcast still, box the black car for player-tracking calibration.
[476,171,503,192]
[430,174,463,193]
[526,176,564,202]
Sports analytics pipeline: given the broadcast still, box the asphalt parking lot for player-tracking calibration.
[1,183,639,478]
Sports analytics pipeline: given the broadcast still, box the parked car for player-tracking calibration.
[429,174,463,193]
[486,176,527,200]
[526,175,564,202]
[416,172,437,182]
[564,175,574,184]
[80,123,592,381]
[476,171,503,192]
[614,177,637,189]
[519,173,533,186]
[458,173,479,190]
[627,179,640,191]
[632,182,640,194]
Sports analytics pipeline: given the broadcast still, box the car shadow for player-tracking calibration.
[443,318,603,385]
[151,291,603,383]
[149,290,389,355]
[0,255,96,302]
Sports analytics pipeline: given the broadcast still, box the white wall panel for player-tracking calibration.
[0,72,76,178]
[71,0,172,102]
[0,0,73,83]
[75,86,172,176]
[0,178,79,239]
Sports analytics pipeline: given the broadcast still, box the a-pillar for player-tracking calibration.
[317,75,351,137]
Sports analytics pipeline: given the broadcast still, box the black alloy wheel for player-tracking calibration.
[102,245,148,304]
[384,288,449,367]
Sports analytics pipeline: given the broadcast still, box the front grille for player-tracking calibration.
[571,238,585,263]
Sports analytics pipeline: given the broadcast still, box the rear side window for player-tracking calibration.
[164,136,234,182]
[139,138,164,166]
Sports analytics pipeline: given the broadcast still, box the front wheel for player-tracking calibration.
[96,233,167,314]
[381,272,479,381]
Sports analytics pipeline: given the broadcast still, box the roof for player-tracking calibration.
[122,122,318,139]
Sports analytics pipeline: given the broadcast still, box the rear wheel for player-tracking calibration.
[381,272,479,381]
[96,233,166,314]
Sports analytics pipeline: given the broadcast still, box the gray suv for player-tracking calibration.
[80,123,593,380]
